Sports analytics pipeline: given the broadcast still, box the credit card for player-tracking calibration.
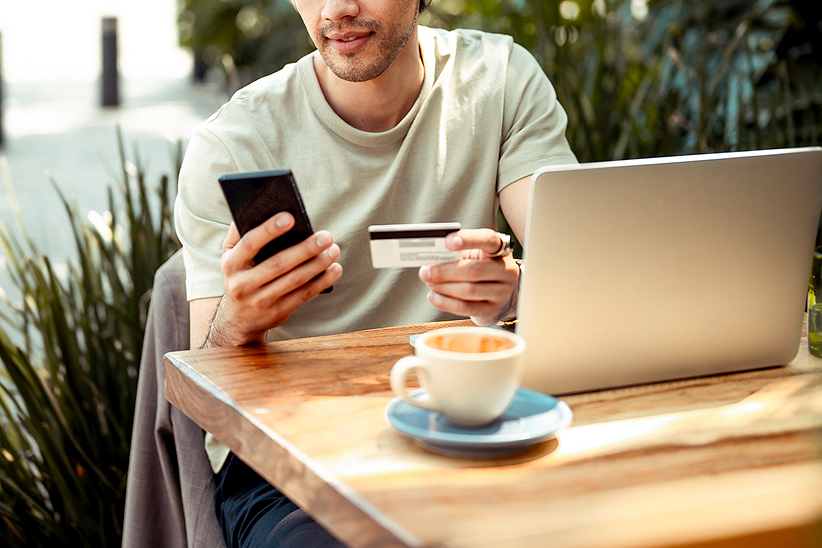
[368,223,461,268]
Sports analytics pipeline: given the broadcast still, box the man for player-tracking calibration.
[175,0,577,545]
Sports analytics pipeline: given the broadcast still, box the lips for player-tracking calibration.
[326,31,372,53]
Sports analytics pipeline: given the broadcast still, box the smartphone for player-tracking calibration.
[218,169,332,292]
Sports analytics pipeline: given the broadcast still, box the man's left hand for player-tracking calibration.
[418,229,519,326]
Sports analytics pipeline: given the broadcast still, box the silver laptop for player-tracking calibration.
[516,147,822,395]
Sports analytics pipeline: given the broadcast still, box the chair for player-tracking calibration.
[122,250,226,548]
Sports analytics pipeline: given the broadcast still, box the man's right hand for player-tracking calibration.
[192,211,342,349]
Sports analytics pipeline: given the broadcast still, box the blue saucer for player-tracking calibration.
[385,388,573,457]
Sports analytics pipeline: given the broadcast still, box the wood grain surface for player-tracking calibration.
[164,320,822,548]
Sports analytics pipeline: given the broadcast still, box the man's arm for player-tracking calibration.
[498,175,529,242]
[191,297,222,349]
[189,212,343,349]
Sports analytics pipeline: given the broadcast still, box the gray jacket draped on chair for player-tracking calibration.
[122,250,226,548]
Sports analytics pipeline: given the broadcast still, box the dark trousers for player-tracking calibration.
[214,453,345,548]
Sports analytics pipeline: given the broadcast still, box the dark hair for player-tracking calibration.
[420,0,431,13]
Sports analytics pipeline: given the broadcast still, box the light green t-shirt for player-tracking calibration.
[174,26,577,472]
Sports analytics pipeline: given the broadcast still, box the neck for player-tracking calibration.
[314,29,424,133]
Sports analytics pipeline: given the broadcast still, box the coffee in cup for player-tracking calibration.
[390,326,526,427]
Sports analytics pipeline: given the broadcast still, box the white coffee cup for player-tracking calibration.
[390,326,526,427]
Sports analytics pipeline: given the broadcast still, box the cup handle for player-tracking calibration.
[390,356,439,412]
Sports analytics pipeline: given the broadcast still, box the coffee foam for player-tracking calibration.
[427,333,516,353]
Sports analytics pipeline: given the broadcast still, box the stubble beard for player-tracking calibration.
[315,16,417,83]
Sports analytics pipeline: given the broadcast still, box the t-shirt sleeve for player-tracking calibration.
[497,42,578,193]
[174,122,239,301]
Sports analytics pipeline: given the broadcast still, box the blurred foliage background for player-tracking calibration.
[0,135,181,546]
[178,0,821,161]
[179,0,314,89]
[428,0,821,159]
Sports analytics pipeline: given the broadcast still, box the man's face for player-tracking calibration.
[295,0,420,82]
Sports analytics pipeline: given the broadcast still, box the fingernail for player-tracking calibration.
[446,234,463,249]
[275,212,290,228]
[419,265,430,281]
[316,231,332,247]
[327,244,340,260]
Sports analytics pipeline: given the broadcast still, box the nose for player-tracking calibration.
[321,0,360,21]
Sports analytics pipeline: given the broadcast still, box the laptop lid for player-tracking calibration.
[516,147,822,395]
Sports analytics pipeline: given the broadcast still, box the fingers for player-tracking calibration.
[222,212,295,268]
[215,213,343,342]
[222,222,242,253]
[222,212,334,287]
[444,228,508,259]
[224,228,341,303]
[256,237,342,303]
[419,254,520,324]
[424,281,511,320]
[217,249,342,346]
[239,258,341,333]
[419,254,518,285]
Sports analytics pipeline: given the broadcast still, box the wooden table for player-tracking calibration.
[164,320,822,548]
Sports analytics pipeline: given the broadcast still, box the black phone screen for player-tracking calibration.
[218,169,315,264]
